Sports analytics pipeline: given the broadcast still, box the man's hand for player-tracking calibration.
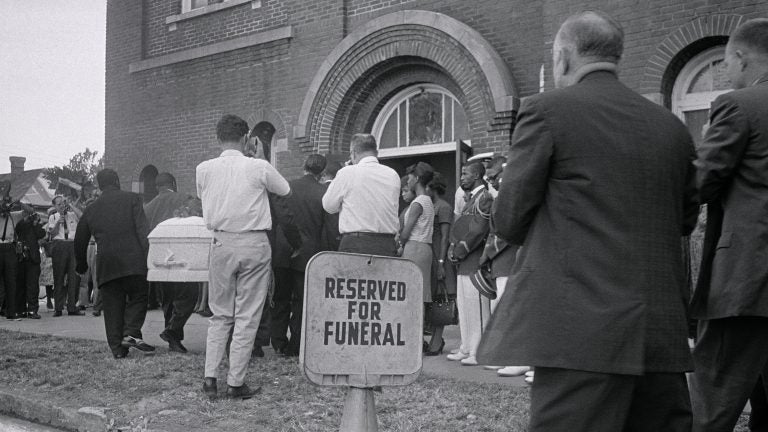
[436,263,446,280]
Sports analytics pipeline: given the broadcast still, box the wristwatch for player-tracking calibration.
[437,259,444,263]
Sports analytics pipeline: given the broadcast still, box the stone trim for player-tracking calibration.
[166,0,259,25]
[295,10,518,139]
[642,14,743,94]
[129,26,292,73]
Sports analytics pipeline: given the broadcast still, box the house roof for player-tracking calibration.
[0,169,56,207]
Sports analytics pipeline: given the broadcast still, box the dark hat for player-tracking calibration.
[470,264,496,300]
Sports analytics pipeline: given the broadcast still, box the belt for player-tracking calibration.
[53,239,73,242]
[213,229,266,233]
[342,232,396,238]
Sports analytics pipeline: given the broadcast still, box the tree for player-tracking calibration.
[43,148,104,193]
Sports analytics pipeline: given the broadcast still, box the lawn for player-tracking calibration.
[0,329,529,431]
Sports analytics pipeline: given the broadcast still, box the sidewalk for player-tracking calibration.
[0,301,526,387]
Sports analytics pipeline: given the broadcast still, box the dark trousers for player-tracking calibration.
[254,303,271,347]
[158,282,198,341]
[338,233,397,257]
[51,240,80,312]
[0,244,17,316]
[530,367,691,432]
[270,267,304,353]
[16,260,40,313]
[750,376,768,432]
[100,275,149,354]
[690,317,768,432]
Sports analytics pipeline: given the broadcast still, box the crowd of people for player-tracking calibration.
[1,9,768,431]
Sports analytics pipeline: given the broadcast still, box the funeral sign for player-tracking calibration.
[301,252,423,387]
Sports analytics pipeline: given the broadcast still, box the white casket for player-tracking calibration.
[147,216,212,282]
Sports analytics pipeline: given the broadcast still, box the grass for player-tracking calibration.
[0,329,528,431]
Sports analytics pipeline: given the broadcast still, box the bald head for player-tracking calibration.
[725,18,768,89]
[553,11,624,88]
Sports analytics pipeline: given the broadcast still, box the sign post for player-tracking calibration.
[301,252,423,431]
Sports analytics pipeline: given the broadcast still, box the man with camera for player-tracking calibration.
[0,180,36,320]
[14,208,46,319]
[48,195,83,316]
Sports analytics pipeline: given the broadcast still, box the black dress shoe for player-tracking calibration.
[113,348,129,359]
[67,310,84,316]
[226,383,260,400]
[92,310,101,317]
[252,346,264,358]
[203,377,217,400]
[53,310,62,317]
[160,332,189,353]
[121,336,156,352]
[27,312,41,320]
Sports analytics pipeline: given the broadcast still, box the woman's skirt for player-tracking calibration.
[403,240,433,303]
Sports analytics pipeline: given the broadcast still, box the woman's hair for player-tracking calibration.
[411,161,434,188]
[427,171,447,196]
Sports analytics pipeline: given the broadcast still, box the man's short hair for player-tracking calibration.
[324,161,342,179]
[216,114,250,143]
[52,195,64,205]
[304,154,327,176]
[351,134,378,156]
[559,11,624,63]
[96,169,120,190]
[731,18,768,56]
[465,161,486,179]
[156,172,176,189]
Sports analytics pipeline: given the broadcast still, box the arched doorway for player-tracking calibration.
[139,164,159,203]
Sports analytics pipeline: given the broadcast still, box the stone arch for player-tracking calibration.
[294,10,518,154]
[641,14,743,104]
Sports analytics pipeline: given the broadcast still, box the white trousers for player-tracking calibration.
[456,275,491,357]
[490,276,508,314]
[204,231,271,386]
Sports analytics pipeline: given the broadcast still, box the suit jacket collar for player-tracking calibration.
[575,63,618,84]
[752,72,768,87]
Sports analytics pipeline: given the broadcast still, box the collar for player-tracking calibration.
[751,72,768,87]
[357,156,379,165]
[158,188,174,195]
[575,62,618,84]
[469,184,485,198]
[220,149,244,157]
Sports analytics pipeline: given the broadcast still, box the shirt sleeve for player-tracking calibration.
[262,162,290,197]
[322,168,348,214]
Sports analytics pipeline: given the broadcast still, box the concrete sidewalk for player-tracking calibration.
[0,301,527,387]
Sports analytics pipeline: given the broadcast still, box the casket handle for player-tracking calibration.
[152,255,188,268]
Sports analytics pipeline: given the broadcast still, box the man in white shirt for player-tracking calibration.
[48,195,83,317]
[196,114,291,400]
[322,133,400,256]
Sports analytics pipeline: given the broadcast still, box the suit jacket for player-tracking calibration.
[478,71,698,375]
[74,187,150,286]
[691,76,768,319]
[143,189,190,232]
[14,216,46,264]
[288,174,331,272]
[267,193,302,269]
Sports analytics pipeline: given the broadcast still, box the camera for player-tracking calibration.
[0,180,15,216]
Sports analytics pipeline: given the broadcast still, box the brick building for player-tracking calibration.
[105,0,768,202]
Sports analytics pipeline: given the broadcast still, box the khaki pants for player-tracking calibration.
[456,275,491,358]
[204,231,271,387]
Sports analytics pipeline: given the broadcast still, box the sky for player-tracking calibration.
[0,1,106,174]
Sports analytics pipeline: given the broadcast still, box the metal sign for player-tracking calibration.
[301,252,423,388]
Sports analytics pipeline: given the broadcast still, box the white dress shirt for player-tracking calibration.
[322,156,400,235]
[48,212,79,240]
[196,149,290,233]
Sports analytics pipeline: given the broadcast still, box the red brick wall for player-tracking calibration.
[106,0,768,197]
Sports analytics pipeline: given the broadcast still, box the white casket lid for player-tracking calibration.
[148,216,212,239]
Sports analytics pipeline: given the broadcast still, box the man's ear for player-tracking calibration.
[559,46,572,76]
[735,49,748,71]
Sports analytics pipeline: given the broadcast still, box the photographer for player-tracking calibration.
[0,179,35,320]
[48,195,83,317]
[15,209,46,319]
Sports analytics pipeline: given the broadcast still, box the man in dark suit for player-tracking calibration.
[143,172,197,353]
[74,169,155,358]
[688,19,768,432]
[477,11,698,431]
[275,154,329,356]
[14,208,46,319]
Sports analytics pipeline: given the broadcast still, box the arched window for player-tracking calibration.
[672,46,731,147]
[371,84,470,157]
[139,164,159,203]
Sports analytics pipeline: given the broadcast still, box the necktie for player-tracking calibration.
[63,214,69,240]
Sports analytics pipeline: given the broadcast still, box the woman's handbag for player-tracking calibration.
[429,281,458,326]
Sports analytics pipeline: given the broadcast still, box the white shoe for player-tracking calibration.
[449,348,460,355]
[446,352,468,361]
[460,356,478,366]
[524,370,534,384]
[497,366,531,377]
[483,365,503,370]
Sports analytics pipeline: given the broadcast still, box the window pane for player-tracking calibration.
[445,97,454,142]
[711,59,731,91]
[399,101,407,147]
[684,109,710,148]
[408,92,443,146]
[379,109,398,149]
[454,100,470,142]
[191,0,209,10]
[688,63,713,93]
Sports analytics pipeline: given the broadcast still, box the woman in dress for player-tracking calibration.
[398,162,435,353]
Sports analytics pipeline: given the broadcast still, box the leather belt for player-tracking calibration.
[342,232,396,238]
